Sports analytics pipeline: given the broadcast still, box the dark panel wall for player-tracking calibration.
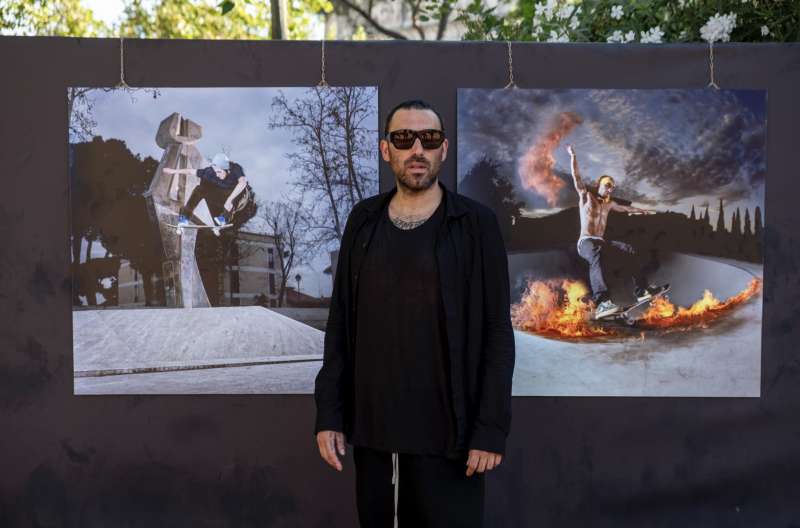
[1,36,799,527]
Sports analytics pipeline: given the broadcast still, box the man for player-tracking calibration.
[314,100,515,527]
[163,152,248,229]
[568,144,667,319]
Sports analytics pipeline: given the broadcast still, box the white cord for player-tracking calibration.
[392,452,399,528]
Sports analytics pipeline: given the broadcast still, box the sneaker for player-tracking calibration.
[177,214,190,226]
[595,300,621,319]
[635,284,668,303]
[214,214,228,226]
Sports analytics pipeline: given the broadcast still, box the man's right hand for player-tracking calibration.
[567,144,576,157]
[316,431,346,471]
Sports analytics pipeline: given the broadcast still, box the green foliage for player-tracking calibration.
[118,0,273,39]
[0,0,109,36]
[456,0,800,42]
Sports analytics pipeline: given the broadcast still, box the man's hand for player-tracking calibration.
[567,144,576,157]
[465,449,503,477]
[224,201,233,212]
[162,167,175,174]
[316,430,346,472]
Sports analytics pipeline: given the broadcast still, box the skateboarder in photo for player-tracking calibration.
[162,152,248,229]
[567,144,668,319]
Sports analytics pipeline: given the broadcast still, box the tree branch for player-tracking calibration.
[335,0,409,39]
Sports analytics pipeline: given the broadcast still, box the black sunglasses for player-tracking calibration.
[386,128,446,150]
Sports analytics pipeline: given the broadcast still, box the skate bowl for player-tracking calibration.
[508,250,762,308]
[509,250,764,397]
[73,306,323,376]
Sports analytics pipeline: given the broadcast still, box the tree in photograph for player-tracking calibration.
[269,87,377,251]
[327,87,379,206]
[256,195,313,307]
[69,137,164,306]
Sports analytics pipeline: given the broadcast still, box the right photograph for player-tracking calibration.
[458,88,766,397]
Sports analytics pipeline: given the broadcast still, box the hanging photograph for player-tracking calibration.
[458,88,766,397]
[68,86,379,394]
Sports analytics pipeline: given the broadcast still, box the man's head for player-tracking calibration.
[211,153,231,179]
[380,100,448,193]
[597,174,615,199]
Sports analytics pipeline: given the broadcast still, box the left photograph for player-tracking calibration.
[68,86,379,394]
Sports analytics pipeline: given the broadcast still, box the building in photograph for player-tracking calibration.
[225,230,285,307]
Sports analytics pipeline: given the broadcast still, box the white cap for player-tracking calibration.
[211,153,230,171]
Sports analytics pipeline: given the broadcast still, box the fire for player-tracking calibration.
[640,278,762,329]
[518,112,583,207]
[512,277,762,340]
[511,278,616,338]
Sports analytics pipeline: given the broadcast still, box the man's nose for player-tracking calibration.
[409,137,425,154]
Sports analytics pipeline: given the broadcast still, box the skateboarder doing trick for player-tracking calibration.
[163,153,248,229]
[568,144,667,319]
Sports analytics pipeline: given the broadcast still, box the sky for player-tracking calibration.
[82,0,124,25]
[457,88,767,229]
[73,86,379,297]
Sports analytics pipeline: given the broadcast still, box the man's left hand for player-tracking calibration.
[224,201,233,212]
[466,449,503,477]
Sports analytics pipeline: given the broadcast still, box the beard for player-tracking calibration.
[394,156,440,192]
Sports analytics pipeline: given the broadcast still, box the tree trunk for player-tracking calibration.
[271,0,289,39]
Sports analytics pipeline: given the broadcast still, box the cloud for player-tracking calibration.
[458,88,766,212]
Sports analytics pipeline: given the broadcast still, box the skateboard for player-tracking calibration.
[165,222,233,237]
[593,284,671,326]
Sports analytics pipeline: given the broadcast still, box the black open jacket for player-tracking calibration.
[313,181,515,457]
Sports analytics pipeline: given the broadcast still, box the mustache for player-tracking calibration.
[405,157,429,166]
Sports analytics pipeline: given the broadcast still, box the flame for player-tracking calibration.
[511,279,616,338]
[640,278,762,329]
[512,277,762,340]
[518,112,583,207]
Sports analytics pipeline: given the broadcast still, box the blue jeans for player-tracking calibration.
[577,238,648,303]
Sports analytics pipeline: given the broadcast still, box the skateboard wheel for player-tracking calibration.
[623,313,636,326]
[176,227,183,235]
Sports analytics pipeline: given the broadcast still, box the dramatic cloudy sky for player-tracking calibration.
[457,88,766,226]
[74,87,378,297]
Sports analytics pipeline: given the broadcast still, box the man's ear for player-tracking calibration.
[441,138,449,163]
[379,139,391,162]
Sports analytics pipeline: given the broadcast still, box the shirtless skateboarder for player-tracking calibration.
[568,144,667,319]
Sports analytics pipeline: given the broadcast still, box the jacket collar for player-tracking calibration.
[362,180,469,219]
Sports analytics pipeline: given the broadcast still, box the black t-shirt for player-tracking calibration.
[350,198,457,455]
[196,162,244,189]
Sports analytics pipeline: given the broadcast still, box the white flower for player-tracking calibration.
[535,0,557,20]
[556,4,572,20]
[610,5,624,20]
[761,25,770,36]
[640,25,664,44]
[700,12,737,43]
[607,29,634,44]
[569,16,580,30]
[547,29,570,43]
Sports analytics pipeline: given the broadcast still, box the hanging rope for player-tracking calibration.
[317,39,330,87]
[504,41,517,89]
[116,36,130,88]
[707,40,720,90]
